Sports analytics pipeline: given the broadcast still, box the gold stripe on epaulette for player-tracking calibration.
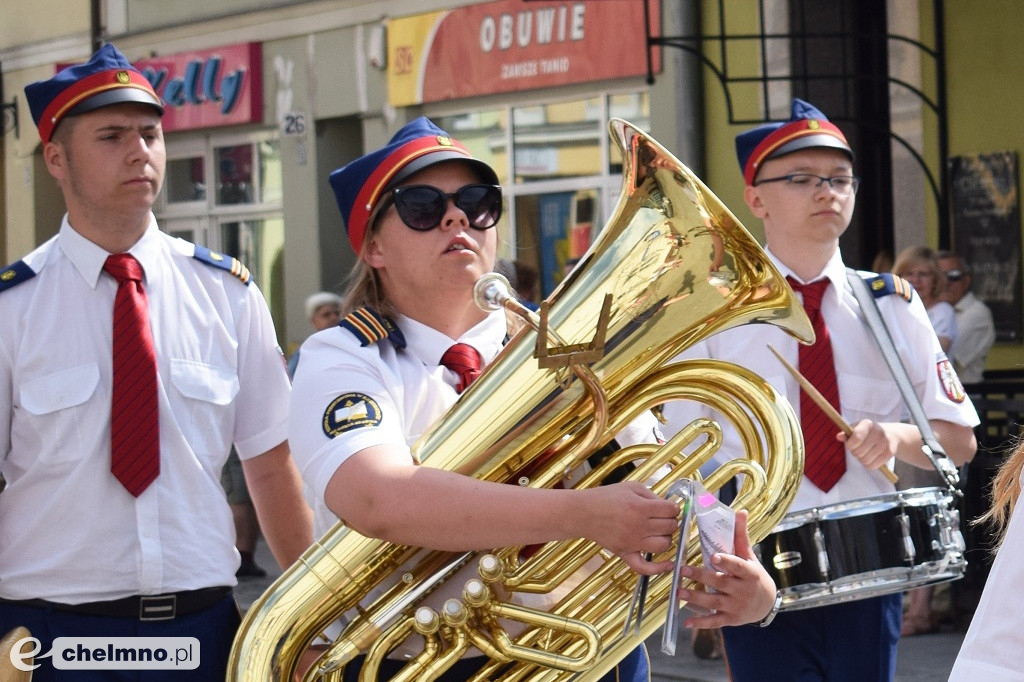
[341,307,390,345]
[231,259,251,284]
[892,275,913,301]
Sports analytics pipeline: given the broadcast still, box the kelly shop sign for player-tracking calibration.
[138,43,263,132]
[59,43,263,133]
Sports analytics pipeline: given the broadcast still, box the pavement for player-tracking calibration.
[235,540,967,681]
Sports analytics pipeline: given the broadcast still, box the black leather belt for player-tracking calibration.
[0,586,232,621]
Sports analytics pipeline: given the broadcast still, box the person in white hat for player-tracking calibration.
[287,291,343,377]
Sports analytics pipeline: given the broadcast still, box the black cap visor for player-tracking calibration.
[66,88,165,118]
[769,134,853,162]
[385,150,499,193]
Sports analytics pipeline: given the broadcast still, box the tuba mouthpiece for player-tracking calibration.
[474,273,514,311]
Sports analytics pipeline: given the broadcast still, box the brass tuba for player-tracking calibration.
[228,119,813,681]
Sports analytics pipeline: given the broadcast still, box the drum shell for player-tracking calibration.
[755,487,966,610]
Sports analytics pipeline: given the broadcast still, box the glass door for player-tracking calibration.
[514,188,601,298]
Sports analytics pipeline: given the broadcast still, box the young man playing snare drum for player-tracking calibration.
[660,99,977,682]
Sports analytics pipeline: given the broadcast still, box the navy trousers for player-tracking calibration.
[721,594,902,682]
[0,594,239,681]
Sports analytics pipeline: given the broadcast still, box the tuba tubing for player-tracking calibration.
[227,118,813,681]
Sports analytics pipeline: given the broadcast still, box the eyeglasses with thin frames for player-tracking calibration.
[754,173,860,195]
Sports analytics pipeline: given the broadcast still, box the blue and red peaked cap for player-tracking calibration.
[329,117,499,255]
[24,43,163,144]
[735,98,853,186]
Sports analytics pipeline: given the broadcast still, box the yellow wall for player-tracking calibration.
[0,4,90,46]
[699,1,766,244]
[943,0,1024,370]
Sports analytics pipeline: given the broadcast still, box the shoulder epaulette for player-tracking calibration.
[0,260,37,293]
[340,307,406,349]
[862,272,914,302]
[192,245,251,285]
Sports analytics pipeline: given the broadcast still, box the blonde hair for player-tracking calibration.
[975,438,1024,550]
[340,260,386,316]
[892,245,946,300]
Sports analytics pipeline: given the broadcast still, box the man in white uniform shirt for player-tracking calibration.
[0,43,312,681]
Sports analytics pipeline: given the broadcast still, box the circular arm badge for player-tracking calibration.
[323,392,383,437]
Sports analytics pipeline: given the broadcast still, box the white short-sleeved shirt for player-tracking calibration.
[0,216,290,602]
[951,291,996,384]
[659,249,979,513]
[949,468,1024,681]
[290,309,508,537]
[288,306,663,651]
[290,308,664,536]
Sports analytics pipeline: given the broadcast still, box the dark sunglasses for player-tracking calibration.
[944,269,965,282]
[376,184,502,232]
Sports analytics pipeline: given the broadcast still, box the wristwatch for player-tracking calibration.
[757,591,783,627]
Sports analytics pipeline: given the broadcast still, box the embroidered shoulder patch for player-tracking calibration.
[323,392,382,437]
[936,356,967,404]
[193,245,251,285]
[340,307,407,349]
[863,273,913,302]
[0,260,37,293]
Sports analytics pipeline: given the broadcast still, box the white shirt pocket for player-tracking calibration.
[840,372,905,424]
[17,363,101,465]
[168,360,239,462]
[170,359,239,405]
[20,363,100,415]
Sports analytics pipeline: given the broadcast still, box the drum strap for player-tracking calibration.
[846,269,962,493]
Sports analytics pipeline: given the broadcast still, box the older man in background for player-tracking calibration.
[937,251,995,384]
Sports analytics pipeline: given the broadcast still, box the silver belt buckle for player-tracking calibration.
[139,594,176,621]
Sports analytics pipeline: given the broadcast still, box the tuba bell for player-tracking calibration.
[227,119,813,681]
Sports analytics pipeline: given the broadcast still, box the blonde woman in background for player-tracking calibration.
[893,246,957,353]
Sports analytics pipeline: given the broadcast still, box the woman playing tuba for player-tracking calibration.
[282,117,778,681]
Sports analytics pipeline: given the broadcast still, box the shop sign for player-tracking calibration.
[133,43,262,132]
[950,151,1022,341]
[387,0,660,106]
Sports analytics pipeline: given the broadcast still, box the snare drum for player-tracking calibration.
[756,487,966,611]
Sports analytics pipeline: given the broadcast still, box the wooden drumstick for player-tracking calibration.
[767,344,899,485]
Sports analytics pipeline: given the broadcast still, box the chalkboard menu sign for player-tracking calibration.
[949,151,1021,341]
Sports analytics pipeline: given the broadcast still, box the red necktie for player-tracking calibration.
[440,343,482,394]
[787,277,846,491]
[104,254,160,496]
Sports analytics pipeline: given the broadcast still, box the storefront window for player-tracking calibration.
[515,189,599,296]
[165,157,206,203]
[434,91,648,299]
[433,111,508,186]
[214,140,282,205]
[220,217,285,294]
[157,131,286,347]
[512,97,603,183]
